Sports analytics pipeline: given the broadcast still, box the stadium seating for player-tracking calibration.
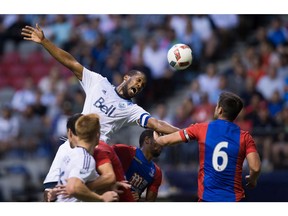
[0,51,21,65]
[23,51,46,65]
[27,63,52,83]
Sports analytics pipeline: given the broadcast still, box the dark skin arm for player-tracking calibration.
[145,190,158,202]
[21,24,83,80]
[146,117,180,135]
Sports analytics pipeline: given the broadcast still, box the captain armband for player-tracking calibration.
[137,113,151,128]
[183,129,191,142]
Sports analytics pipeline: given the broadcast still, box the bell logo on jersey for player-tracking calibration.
[94,97,116,117]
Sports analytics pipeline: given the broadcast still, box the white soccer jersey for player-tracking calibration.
[80,67,151,143]
[43,68,151,186]
[56,147,99,202]
[43,140,71,185]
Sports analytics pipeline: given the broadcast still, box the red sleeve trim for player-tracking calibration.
[96,158,111,168]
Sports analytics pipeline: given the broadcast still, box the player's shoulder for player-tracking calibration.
[72,147,92,158]
[188,121,208,129]
[153,162,163,176]
[73,147,95,166]
[153,162,161,171]
[58,140,71,149]
[240,129,253,139]
[125,100,148,112]
[97,141,113,149]
[83,67,112,84]
[114,143,136,150]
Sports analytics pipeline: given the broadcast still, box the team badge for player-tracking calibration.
[80,169,88,174]
[149,167,155,177]
[118,102,127,109]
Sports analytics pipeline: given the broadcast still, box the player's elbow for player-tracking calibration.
[247,152,261,174]
[251,162,261,174]
[249,159,261,175]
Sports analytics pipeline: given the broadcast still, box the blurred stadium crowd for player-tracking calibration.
[0,14,288,201]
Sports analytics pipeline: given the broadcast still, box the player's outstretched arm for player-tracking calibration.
[153,131,183,147]
[245,152,261,189]
[86,163,116,192]
[66,177,119,202]
[21,24,83,80]
[146,117,180,135]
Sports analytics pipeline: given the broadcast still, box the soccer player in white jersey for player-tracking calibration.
[43,113,82,197]
[55,113,119,202]
[22,24,179,196]
[22,24,179,142]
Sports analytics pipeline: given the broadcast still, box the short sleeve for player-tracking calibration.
[94,148,112,168]
[244,132,258,155]
[68,154,98,183]
[80,67,105,93]
[126,104,151,128]
[179,123,201,142]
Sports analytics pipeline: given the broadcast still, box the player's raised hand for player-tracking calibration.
[21,23,45,44]
[153,131,160,140]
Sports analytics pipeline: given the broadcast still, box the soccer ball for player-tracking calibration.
[167,43,193,70]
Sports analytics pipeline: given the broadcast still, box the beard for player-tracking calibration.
[121,84,132,99]
[152,151,161,158]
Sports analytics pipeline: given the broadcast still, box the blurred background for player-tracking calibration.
[0,14,287,202]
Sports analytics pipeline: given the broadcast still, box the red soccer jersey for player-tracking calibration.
[179,119,258,201]
[93,141,134,201]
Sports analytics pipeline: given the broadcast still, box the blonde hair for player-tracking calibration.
[75,113,100,143]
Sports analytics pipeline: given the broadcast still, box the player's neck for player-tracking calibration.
[141,148,153,162]
[77,141,94,155]
[218,116,231,122]
[115,86,127,99]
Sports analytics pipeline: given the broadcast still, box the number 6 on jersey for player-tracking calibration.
[212,141,228,172]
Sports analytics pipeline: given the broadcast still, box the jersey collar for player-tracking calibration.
[114,87,133,102]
